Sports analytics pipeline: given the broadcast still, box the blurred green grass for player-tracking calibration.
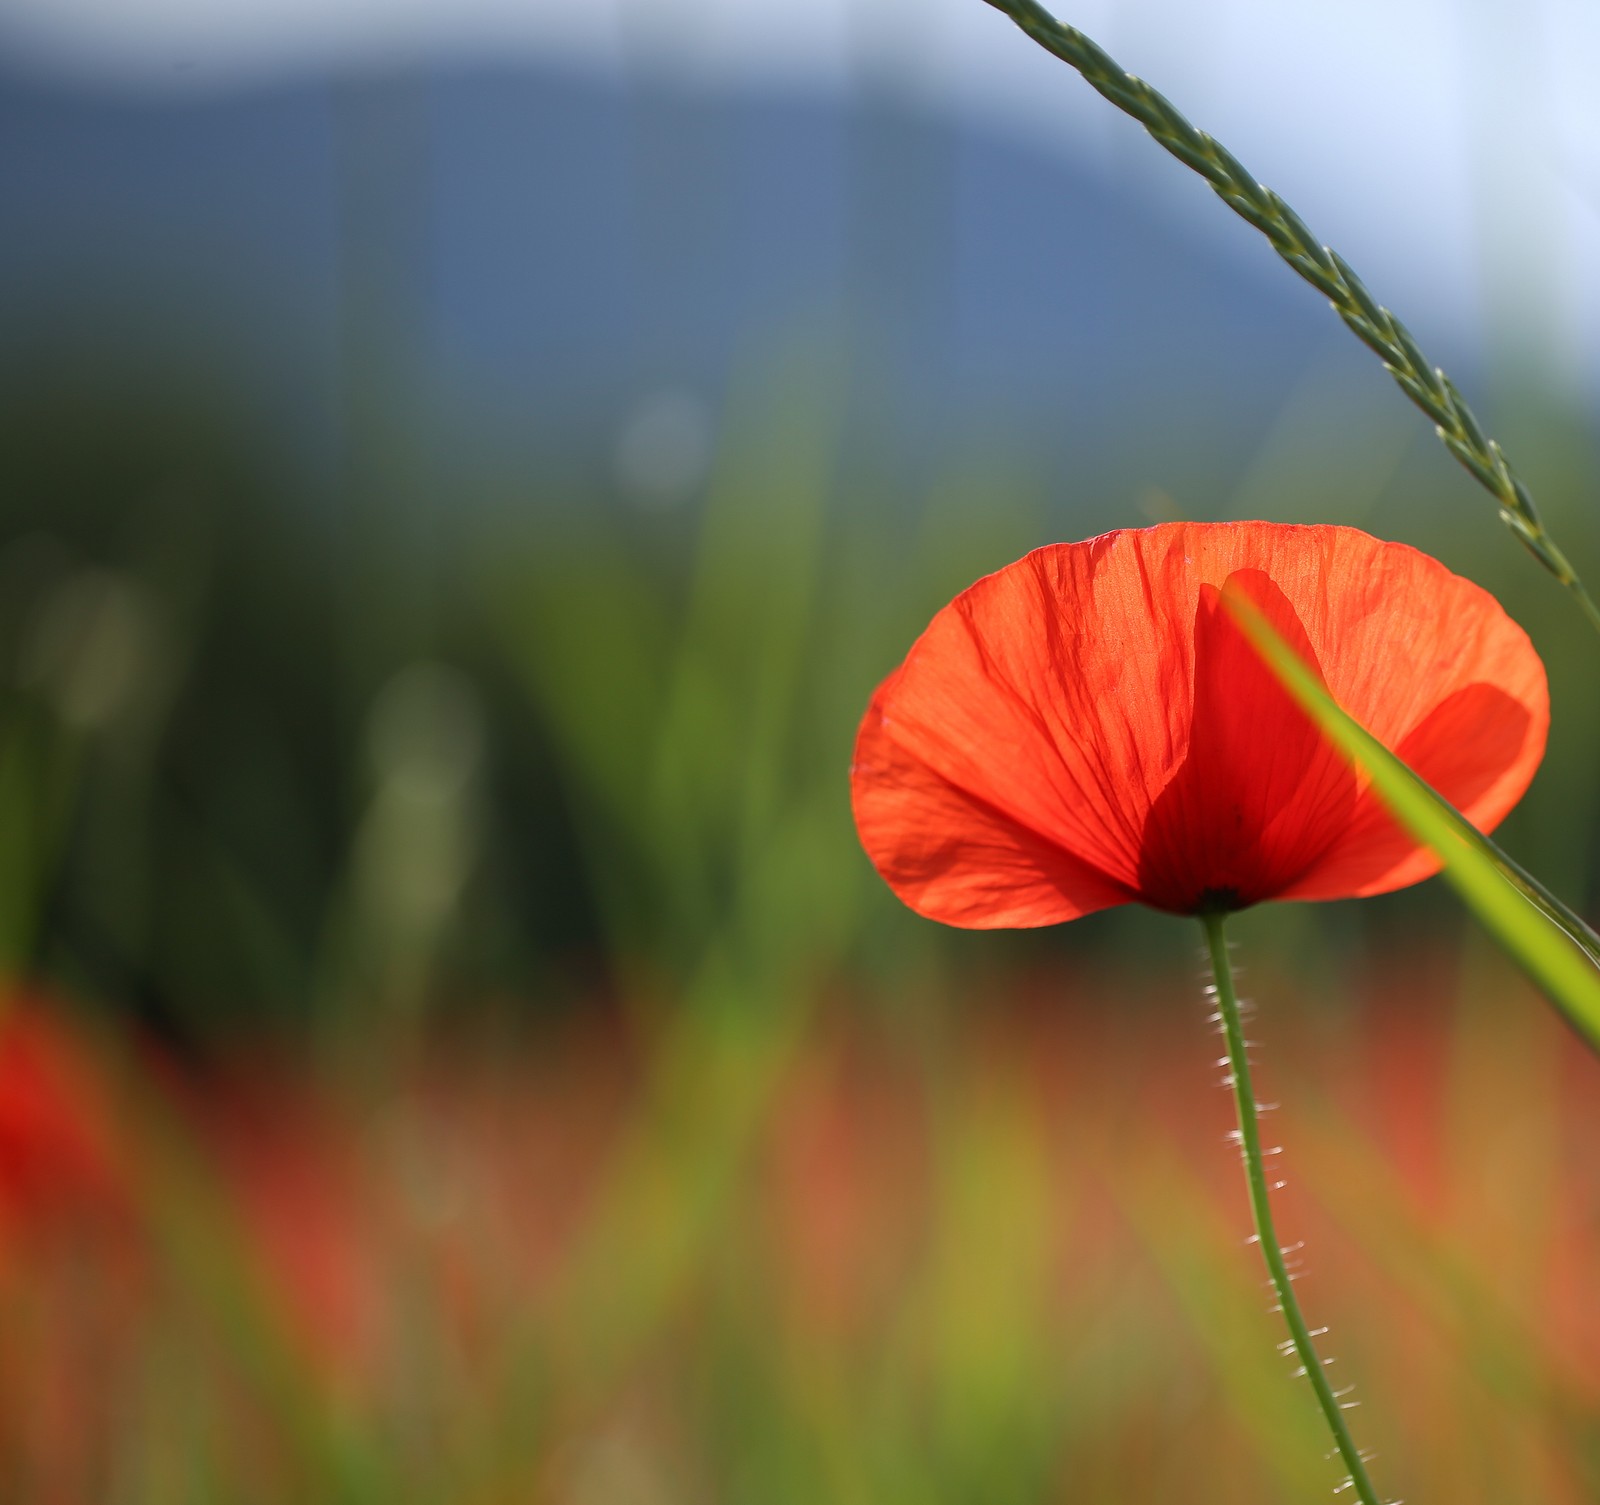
[1,334,1600,1501]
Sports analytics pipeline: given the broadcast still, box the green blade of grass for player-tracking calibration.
[980,0,1600,635]
[1226,588,1600,1052]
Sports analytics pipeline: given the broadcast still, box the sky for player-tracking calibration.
[2,0,1598,386]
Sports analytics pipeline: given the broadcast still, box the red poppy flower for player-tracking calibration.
[852,522,1547,925]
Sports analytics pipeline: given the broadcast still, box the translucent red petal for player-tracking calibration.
[851,522,1548,925]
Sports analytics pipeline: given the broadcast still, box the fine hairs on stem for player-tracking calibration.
[1201,913,1391,1505]
[979,0,1600,637]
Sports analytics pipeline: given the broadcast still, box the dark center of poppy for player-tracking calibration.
[1194,885,1243,915]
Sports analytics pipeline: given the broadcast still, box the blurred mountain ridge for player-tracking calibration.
[0,54,1335,476]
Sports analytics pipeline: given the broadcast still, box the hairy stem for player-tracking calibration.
[1201,912,1385,1505]
[981,0,1600,635]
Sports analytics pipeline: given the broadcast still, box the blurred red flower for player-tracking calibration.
[852,522,1547,924]
[0,1004,129,1250]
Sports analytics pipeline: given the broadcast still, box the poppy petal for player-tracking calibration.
[1266,531,1548,900]
[852,677,1135,927]
[1280,679,1542,900]
[851,543,1196,925]
[1137,569,1356,913]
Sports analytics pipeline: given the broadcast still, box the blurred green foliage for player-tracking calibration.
[3,326,1599,1049]
[3,292,1600,1501]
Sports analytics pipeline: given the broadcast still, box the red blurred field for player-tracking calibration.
[1,946,1596,1504]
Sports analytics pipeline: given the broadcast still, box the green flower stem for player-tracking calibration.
[981,0,1600,637]
[1201,912,1385,1505]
